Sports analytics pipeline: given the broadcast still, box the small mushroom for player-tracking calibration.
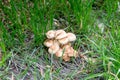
[63,46,78,57]
[55,30,67,39]
[65,47,74,57]
[46,30,56,39]
[44,39,53,47]
[67,33,76,42]
[62,43,71,49]
[48,40,59,54]
[55,49,63,57]
[62,53,70,61]
[58,37,69,45]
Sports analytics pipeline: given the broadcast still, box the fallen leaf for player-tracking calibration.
[11,73,14,80]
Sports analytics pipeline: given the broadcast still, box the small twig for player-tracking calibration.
[11,73,14,80]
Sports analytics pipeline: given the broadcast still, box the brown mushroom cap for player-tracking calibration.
[62,53,70,61]
[44,39,53,47]
[46,30,56,39]
[65,47,74,57]
[58,37,69,45]
[55,30,67,39]
[67,33,76,42]
[55,49,63,57]
[63,46,78,57]
[48,40,59,54]
[62,43,71,49]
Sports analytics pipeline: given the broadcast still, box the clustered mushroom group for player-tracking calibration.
[44,29,78,61]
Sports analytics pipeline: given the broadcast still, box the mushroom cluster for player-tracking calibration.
[44,29,78,61]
